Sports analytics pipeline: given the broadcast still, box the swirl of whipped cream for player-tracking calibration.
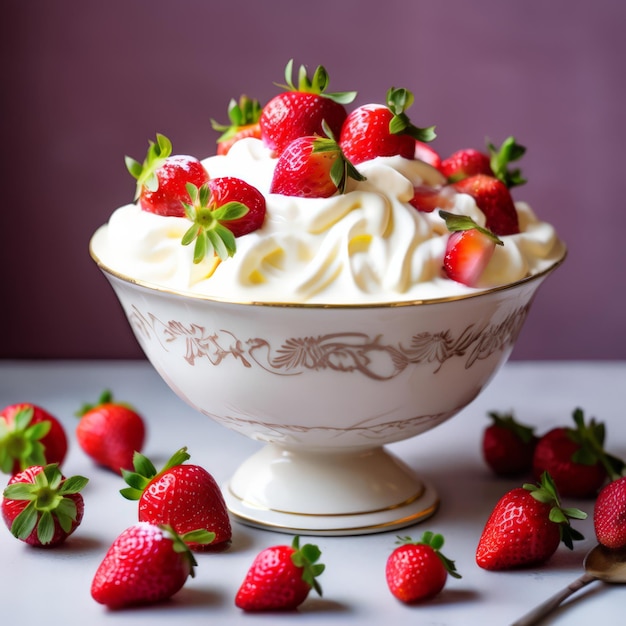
[93,138,565,304]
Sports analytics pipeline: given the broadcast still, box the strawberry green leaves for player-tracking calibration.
[181,183,248,263]
[125,133,172,199]
[279,59,357,105]
[439,210,504,246]
[0,407,50,474]
[386,87,436,143]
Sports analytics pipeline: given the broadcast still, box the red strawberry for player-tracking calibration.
[532,407,624,498]
[440,148,492,183]
[2,464,88,547]
[409,185,455,213]
[439,210,503,286]
[91,522,214,609]
[0,403,68,474]
[452,174,520,236]
[594,476,626,549]
[339,87,436,165]
[270,131,365,198]
[235,535,324,612]
[260,59,356,155]
[181,177,266,263]
[476,472,587,570]
[386,532,461,603]
[121,447,231,551]
[75,390,146,474]
[125,133,209,217]
[482,411,538,476]
[440,136,526,186]
[414,140,442,169]
[211,95,262,156]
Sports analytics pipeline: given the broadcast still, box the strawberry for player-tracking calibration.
[270,128,365,198]
[121,447,231,551]
[408,185,455,213]
[452,173,519,236]
[125,133,209,217]
[532,407,625,498]
[440,148,492,183]
[2,464,88,547]
[260,59,356,155]
[339,87,436,165]
[476,472,587,570]
[181,177,266,263]
[440,136,526,186]
[414,140,442,169]
[482,411,538,476]
[75,390,146,474]
[439,210,503,286]
[0,403,68,474]
[235,535,324,612]
[385,531,461,603]
[594,476,626,549]
[211,95,262,156]
[91,522,214,609]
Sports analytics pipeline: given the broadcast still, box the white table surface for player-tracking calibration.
[1,359,624,625]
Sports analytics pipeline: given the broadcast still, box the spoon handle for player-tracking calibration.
[510,572,598,626]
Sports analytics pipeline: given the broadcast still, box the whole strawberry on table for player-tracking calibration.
[120,446,231,550]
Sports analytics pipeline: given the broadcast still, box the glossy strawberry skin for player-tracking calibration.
[76,401,145,474]
[91,522,192,609]
[482,416,538,477]
[2,465,85,547]
[414,141,442,169]
[270,136,341,198]
[140,155,209,217]
[139,464,231,550]
[260,91,347,155]
[476,487,561,570]
[443,228,496,286]
[386,543,447,603]
[218,123,261,155]
[208,176,266,237]
[440,148,492,183]
[0,404,68,475]
[532,428,607,498]
[409,185,455,213]
[594,477,626,548]
[340,104,415,165]
[453,174,519,236]
[235,544,311,611]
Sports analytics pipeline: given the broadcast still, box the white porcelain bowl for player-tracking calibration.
[91,234,565,535]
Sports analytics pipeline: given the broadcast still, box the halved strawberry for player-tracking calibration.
[439,210,503,286]
[181,177,266,263]
[270,128,365,198]
[211,95,262,156]
[260,59,356,155]
[339,87,436,165]
[409,185,455,213]
[125,133,209,217]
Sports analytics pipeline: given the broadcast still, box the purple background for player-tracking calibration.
[2,0,625,360]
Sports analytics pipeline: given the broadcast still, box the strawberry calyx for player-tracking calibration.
[565,408,625,481]
[395,531,462,579]
[211,95,262,143]
[312,121,366,193]
[125,133,172,200]
[3,464,89,544]
[74,389,134,417]
[488,411,536,444]
[181,182,249,263]
[290,535,325,596]
[386,87,436,144]
[487,136,527,188]
[523,471,587,549]
[277,59,356,105]
[438,210,504,246]
[120,446,191,500]
[0,407,52,473]
[160,523,216,577]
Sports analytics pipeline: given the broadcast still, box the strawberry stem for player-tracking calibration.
[290,535,325,596]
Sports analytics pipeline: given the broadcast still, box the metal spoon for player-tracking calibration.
[512,544,626,626]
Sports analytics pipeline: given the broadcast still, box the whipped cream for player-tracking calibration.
[92,138,565,304]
